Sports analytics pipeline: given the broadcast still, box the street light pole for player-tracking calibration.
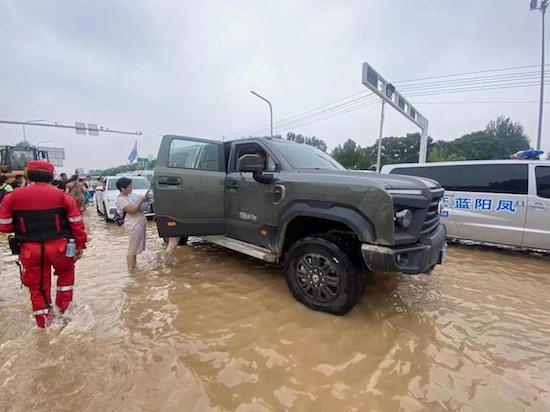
[250,90,273,138]
[532,0,548,150]
[376,99,385,172]
[22,119,47,143]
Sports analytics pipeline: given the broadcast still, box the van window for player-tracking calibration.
[391,166,456,190]
[454,164,528,194]
[168,139,219,171]
[535,166,550,199]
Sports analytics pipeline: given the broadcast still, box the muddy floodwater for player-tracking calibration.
[1,212,550,411]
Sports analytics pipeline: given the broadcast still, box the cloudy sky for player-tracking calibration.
[1,0,548,173]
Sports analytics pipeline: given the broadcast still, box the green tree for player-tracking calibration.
[379,133,434,165]
[486,116,531,156]
[429,117,530,161]
[286,132,328,152]
[428,141,466,162]
[331,139,361,168]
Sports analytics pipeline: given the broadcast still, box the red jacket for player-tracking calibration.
[0,183,87,249]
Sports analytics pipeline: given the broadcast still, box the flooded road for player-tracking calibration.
[1,212,550,411]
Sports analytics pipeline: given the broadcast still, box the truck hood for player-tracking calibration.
[294,169,439,190]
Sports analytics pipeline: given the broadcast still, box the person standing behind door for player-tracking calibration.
[115,177,150,271]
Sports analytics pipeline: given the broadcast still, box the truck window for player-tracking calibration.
[454,164,528,194]
[168,139,219,171]
[535,166,550,199]
[391,165,456,190]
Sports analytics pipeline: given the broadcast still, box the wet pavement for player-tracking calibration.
[1,211,550,411]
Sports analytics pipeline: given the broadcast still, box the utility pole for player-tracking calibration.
[250,90,273,138]
[376,100,385,172]
[531,0,548,150]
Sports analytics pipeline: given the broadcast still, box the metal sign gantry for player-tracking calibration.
[361,63,429,169]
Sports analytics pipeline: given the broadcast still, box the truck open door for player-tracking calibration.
[154,135,226,238]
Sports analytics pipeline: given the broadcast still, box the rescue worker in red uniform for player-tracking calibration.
[0,161,87,328]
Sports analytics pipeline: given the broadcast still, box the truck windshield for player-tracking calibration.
[271,140,344,170]
[11,149,35,170]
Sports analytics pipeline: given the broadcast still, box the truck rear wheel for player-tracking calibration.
[284,235,365,315]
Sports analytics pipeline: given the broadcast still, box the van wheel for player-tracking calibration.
[284,234,365,315]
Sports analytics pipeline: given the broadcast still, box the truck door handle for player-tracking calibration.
[529,202,546,210]
[226,179,240,190]
[157,176,182,186]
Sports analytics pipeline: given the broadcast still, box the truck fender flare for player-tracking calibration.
[277,202,375,252]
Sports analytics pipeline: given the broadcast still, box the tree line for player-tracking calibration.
[274,116,532,169]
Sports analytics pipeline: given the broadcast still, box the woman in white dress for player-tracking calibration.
[115,177,150,270]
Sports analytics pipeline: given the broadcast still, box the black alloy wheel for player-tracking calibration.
[295,253,341,303]
[284,234,365,315]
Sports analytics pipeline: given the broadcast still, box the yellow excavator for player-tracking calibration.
[0,143,50,182]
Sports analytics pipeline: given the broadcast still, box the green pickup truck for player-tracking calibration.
[154,135,446,315]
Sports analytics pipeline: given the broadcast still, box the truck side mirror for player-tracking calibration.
[238,154,264,173]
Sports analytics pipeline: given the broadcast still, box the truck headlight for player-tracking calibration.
[395,209,413,229]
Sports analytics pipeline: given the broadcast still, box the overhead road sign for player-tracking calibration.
[362,62,430,165]
[75,122,87,135]
[362,63,428,129]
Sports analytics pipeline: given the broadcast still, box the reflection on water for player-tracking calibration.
[1,212,550,411]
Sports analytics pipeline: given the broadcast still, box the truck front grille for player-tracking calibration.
[421,189,444,236]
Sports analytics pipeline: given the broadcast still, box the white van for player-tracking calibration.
[381,160,550,251]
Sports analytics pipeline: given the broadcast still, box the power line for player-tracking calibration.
[406,81,548,97]
[220,65,550,137]
[413,100,550,104]
[223,93,377,137]
[221,90,373,137]
[273,100,380,133]
[271,81,550,132]
[394,64,550,84]
[399,71,550,92]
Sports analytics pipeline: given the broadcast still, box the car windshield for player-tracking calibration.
[270,140,344,170]
[107,178,150,191]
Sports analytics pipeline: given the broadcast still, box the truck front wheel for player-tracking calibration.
[284,235,365,315]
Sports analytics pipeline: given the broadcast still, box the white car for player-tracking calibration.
[95,175,154,221]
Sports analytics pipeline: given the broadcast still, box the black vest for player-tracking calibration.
[13,208,71,242]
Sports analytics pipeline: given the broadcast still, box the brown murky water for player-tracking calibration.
[1,212,550,411]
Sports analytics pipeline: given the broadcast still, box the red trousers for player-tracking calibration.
[19,239,75,328]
